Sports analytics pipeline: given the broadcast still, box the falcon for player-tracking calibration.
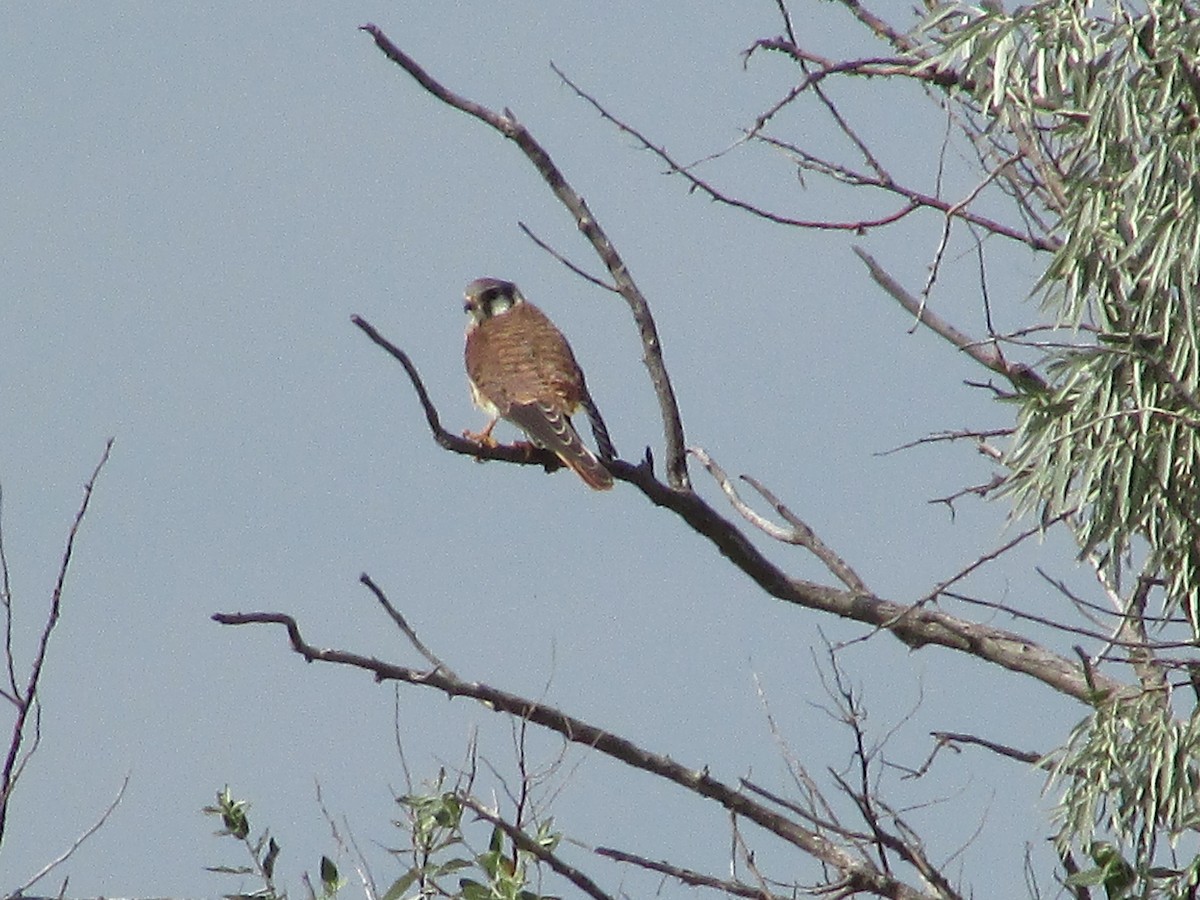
[462,277,616,491]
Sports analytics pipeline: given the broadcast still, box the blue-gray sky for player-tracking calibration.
[3,3,1078,896]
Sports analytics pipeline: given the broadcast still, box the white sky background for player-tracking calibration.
[2,2,1085,896]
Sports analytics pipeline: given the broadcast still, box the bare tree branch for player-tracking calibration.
[517,222,617,293]
[689,447,870,594]
[354,312,1122,703]
[360,24,690,489]
[0,486,17,706]
[212,609,941,899]
[15,772,130,894]
[928,732,1044,767]
[358,573,455,679]
[351,314,568,475]
[852,247,1047,393]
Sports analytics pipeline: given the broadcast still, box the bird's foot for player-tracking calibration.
[463,422,499,447]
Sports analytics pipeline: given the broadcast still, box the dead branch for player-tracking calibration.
[351,314,567,474]
[517,222,617,293]
[211,608,940,899]
[360,24,689,489]
[0,488,15,706]
[919,514,1071,605]
[756,133,1056,252]
[689,447,869,595]
[903,730,1052,783]
[359,573,455,679]
[15,772,130,894]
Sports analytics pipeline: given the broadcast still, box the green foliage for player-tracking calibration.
[918,0,1200,629]
[383,776,561,900]
[1050,694,1200,859]
[913,1,1200,895]
[203,786,341,900]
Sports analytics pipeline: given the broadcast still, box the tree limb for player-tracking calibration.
[354,315,1122,704]
[853,248,1047,393]
[212,609,939,899]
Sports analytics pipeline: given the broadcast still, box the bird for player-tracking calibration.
[462,277,616,491]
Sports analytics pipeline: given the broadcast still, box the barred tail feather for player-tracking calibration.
[582,395,617,462]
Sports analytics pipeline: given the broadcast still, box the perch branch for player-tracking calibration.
[357,311,1122,703]
[360,24,689,489]
[351,314,566,474]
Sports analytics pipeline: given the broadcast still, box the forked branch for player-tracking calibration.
[360,24,689,489]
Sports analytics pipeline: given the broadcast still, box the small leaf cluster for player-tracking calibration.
[1051,694,1200,862]
[384,781,560,900]
[203,785,342,900]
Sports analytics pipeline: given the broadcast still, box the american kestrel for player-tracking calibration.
[463,277,616,491]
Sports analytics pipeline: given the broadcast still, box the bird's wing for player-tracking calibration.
[506,400,613,491]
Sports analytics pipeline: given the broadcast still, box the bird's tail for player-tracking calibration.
[582,395,617,463]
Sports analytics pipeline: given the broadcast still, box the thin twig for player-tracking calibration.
[16,772,130,893]
[0,485,17,703]
[757,133,1056,251]
[517,222,617,293]
[359,573,455,679]
[0,438,114,844]
[460,796,615,900]
[596,844,791,900]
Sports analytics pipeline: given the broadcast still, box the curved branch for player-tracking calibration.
[351,315,567,474]
[360,24,689,490]
[212,609,938,900]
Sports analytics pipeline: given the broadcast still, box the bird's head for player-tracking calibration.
[464,278,523,325]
